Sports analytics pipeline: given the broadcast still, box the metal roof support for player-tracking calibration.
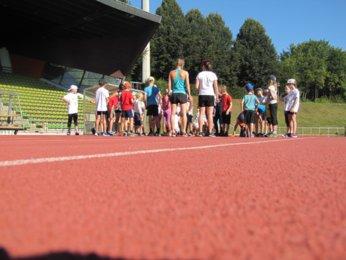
[142,0,150,83]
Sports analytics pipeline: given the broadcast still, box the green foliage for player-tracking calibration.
[229,86,246,99]
[133,1,346,103]
[280,40,346,100]
[155,78,168,93]
[151,0,186,79]
[234,19,278,87]
[202,14,237,86]
[184,9,207,81]
[151,1,237,87]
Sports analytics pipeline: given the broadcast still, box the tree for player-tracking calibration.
[183,9,207,82]
[280,40,346,100]
[183,11,237,88]
[326,48,346,99]
[234,19,278,87]
[203,14,236,86]
[151,0,186,79]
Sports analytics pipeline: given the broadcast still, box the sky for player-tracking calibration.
[131,0,346,53]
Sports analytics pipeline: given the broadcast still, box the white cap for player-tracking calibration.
[146,76,155,83]
[287,79,297,85]
[69,85,78,91]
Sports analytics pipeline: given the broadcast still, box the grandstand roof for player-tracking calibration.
[0,0,161,77]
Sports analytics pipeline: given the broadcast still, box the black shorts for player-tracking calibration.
[269,103,278,125]
[199,95,214,107]
[115,109,121,114]
[97,111,108,116]
[170,93,188,105]
[134,112,142,126]
[67,113,78,127]
[284,111,290,127]
[121,110,133,118]
[222,112,231,124]
[187,114,193,123]
[147,105,159,116]
[244,110,256,124]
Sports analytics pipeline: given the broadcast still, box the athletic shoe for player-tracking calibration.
[94,132,99,136]
[103,132,110,136]
[123,132,128,136]
[196,133,203,137]
[155,132,161,137]
[148,132,155,136]
[67,131,71,136]
[75,132,79,136]
[209,133,216,137]
[291,134,298,138]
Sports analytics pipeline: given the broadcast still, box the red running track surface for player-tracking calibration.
[0,136,346,259]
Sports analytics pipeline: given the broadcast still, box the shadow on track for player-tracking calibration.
[0,247,126,260]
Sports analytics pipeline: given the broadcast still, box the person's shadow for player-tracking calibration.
[0,247,126,260]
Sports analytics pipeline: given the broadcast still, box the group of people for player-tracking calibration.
[63,59,300,138]
[236,75,300,138]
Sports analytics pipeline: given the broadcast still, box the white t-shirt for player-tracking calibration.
[64,92,83,114]
[95,87,109,112]
[268,85,278,104]
[283,93,291,111]
[197,71,218,96]
[193,112,207,128]
[287,88,300,112]
[134,100,145,114]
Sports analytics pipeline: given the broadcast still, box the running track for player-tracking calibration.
[0,136,345,259]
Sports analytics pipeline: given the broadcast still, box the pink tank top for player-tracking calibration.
[162,95,171,112]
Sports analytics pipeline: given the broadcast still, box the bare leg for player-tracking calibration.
[95,115,101,133]
[170,104,177,135]
[207,106,214,134]
[101,115,106,133]
[199,107,206,134]
[129,118,134,132]
[180,103,188,134]
[155,115,161,133]
[293,114,297,134]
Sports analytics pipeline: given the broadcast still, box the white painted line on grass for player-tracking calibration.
[0,138,303,167]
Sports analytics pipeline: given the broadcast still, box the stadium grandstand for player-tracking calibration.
[0,0,161,134]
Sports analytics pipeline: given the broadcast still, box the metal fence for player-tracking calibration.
[277,126,345,136]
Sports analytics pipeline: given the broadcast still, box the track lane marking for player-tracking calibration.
[0,138,305,167]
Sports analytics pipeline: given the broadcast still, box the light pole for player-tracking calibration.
[142,0,150,83]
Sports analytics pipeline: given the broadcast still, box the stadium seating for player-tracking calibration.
[0,73,86,130]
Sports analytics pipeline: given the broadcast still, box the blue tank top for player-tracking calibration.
[172,69,186,94]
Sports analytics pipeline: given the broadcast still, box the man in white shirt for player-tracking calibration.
[95,79,109,136]
[63,85,83,135]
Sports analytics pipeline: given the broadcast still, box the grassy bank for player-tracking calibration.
[190,97,346,127]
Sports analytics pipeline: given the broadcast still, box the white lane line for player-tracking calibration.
[0,138,301,167]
